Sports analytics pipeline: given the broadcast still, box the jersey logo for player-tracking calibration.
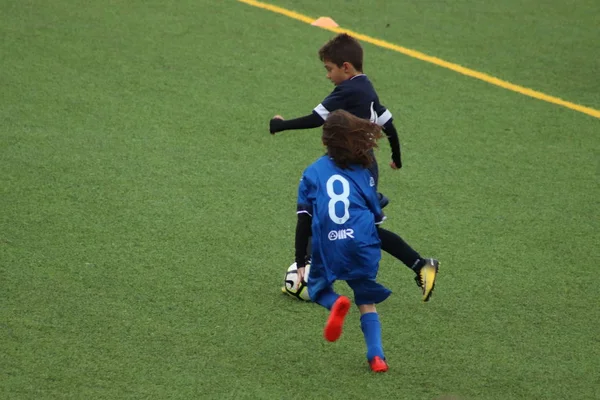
[369,102,377,123]
[369,177,375,187]
[328,229,355,241]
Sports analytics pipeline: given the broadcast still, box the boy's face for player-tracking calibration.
[323,60,352,85]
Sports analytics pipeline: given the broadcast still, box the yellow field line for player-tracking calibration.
[238,0,600,119]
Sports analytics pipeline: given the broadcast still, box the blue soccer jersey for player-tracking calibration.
[297,156,385,282]
[313,75,393,126]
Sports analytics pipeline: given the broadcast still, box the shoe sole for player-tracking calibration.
[421,263,438,302]
[370,363,389,373]
[324,296,351,342]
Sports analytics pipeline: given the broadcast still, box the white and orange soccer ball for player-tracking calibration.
[282,262,311,301]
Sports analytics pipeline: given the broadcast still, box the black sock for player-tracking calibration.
[377,227,422,272]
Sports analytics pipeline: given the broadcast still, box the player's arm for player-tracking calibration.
[270,86,344,134]
[269,113,324,134]
[382,121,402,169]
[295,175,314,277]
[295,212,311,269]
[375,104,402,169]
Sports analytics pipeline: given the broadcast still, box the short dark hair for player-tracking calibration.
[318,33,363,72]
[322,110,383,169]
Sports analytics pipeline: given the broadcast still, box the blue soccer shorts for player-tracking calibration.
[346,278,391,306]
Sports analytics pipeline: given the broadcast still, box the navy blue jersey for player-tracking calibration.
[297,156,385,281]
[313,75,393,126]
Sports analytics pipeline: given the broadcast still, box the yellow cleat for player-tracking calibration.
[416,259,439,302]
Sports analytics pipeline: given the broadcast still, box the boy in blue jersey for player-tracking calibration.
[295,110,390,372]
[271,33,438,301]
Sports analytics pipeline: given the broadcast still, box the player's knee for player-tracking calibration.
[358,304,377,314]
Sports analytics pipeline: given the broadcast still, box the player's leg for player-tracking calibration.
[367,149,438,297]
[377,227,439,301]
[307,264,337,307]
[307,264,351,341]
[377,192,389,209]
[311,285,351,342]
[347,279,391,372]
[359,305,388,373]
[323,295,351,342]
[378,226,421,268]
[312,286,340,310]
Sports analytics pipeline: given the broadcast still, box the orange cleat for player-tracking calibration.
[324,296,351,342]
[369,356,389,373]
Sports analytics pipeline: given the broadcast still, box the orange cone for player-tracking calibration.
[311,17,339,28]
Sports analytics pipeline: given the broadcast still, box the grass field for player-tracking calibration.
[1,0,599,399]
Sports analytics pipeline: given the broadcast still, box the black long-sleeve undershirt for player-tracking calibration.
[294,213,312,268]
[382,121,402,168]
[269,112,324,134]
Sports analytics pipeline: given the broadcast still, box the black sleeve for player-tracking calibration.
[270,112,324,134]
[294,213,312,268]
[382,120,402,168]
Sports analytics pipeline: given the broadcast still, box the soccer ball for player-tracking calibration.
[282,262,311,301]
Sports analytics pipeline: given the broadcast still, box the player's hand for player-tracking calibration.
[390,155,402,170]
[269,115,285,135]
[297,266,306,288]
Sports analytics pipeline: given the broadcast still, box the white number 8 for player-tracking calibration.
[326,175,350,224]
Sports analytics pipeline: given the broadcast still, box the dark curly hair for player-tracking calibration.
[322,110,383,169]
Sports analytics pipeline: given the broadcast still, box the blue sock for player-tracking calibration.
[314,288,340,310]
[360,312,384,361]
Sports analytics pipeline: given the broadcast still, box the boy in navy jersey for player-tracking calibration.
[270,34,400,194]
[295,110,390,372]
[271,33,438,301]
